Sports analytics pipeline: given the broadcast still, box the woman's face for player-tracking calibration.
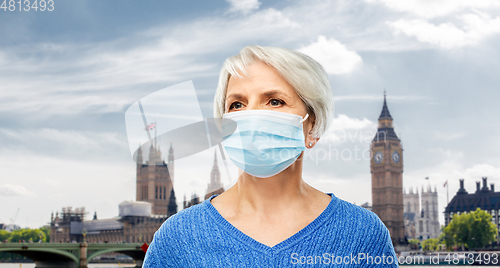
[225,60,315,144]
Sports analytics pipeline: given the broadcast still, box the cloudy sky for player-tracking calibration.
[1,0,500,229]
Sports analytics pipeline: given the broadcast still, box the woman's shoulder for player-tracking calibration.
[326,195,395,254]
[330,194,388,234]
[144,199,217,266]
[157,199,212,236]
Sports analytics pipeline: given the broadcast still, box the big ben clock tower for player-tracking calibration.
[371,93,405,246]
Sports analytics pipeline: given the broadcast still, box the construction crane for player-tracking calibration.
[10,208,20,224]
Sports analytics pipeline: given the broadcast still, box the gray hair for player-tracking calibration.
[213,45,334,138]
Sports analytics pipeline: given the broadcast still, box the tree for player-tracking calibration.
[421,238,440,251]
[40,226,50,242]
[467,209,497,249]
[444,213,468,249]
[438,227,446,243]
[10,228,46,243]
[444,208,497,250]
[0,230,12,242]
[409,239,420,250]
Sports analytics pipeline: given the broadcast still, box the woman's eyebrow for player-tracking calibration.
[262,90,291,100]
[226,90,291,102]
[226,93,243,101]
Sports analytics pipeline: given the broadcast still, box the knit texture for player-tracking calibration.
[143,193,399,267]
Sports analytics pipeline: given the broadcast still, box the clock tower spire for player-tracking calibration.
[370,92,405,247]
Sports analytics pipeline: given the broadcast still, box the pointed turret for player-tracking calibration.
[168,188,178,216]
[205,150,224,200]
[148,141,156,165]
[136,146,143,165]
[378,92,393,120]
[373,92,400,142]
[156,145,163,165]
[168,143,174,184]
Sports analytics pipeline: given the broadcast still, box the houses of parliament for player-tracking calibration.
[50,142,224,243]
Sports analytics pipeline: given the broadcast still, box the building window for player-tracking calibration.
[163,186,166,199]
[155,186,158,199]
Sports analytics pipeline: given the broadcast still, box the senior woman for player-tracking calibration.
[143,46,398,267]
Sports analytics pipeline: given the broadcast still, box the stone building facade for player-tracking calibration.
[370,94,405,245]
[403,184,440,240]
[136,143,175,215]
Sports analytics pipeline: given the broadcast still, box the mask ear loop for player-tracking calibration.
[299,113,309,124]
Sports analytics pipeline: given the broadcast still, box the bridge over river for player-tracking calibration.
[0,242,147,268]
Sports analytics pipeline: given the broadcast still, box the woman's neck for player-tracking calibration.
[232,157,311,213]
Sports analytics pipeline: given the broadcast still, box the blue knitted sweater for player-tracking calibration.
[143,193,399,267]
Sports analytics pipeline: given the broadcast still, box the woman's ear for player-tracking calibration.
[305,115,320,148]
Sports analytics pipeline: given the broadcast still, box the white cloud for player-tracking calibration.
[0,7,300,115]
[318,114,376,145]
[0,128,127,151]
[427,148,464,160]
[297,36,362,75]
[335,94,430,102]
[331,114,376,131]
[306,173,372,205]
[365,0,500,18]
[0,184,36,197]
[227,0,261,14]
[41,178,61,187]
[463,164,500,178]
[388,12,500,49]
[433,131,466,141]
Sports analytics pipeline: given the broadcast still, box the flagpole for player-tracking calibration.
[447,181,449,205]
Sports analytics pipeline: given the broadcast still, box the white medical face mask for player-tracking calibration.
[221,110,308,178]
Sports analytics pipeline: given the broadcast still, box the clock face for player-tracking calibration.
[374,151,384,164]
[392,151,400,164]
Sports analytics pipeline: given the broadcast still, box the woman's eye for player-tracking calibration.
[269,99,284,107]
[229,102,243,110]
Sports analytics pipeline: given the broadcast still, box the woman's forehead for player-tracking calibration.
[226,61,295,97]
